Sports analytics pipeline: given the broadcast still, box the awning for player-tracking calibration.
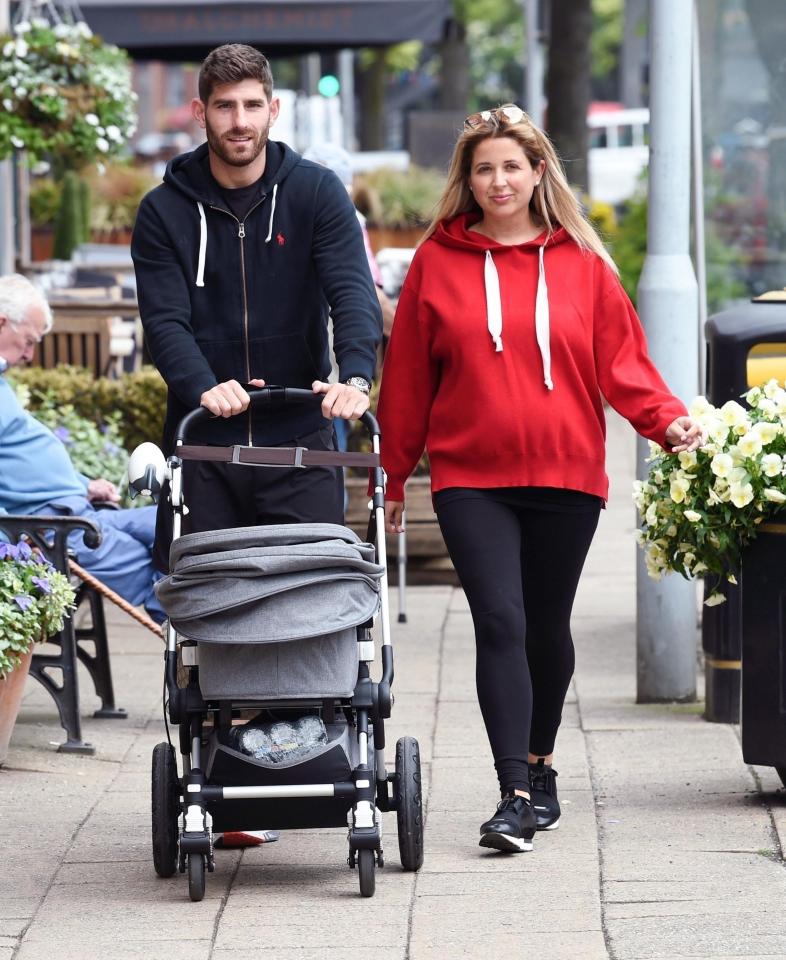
[77,0,452,60]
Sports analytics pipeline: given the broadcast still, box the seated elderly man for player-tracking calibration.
[0,274,164,624]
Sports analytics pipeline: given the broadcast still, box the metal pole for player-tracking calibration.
[636,0,699,702]
[0,0,16,275]
[338,49,356,151]
[524,0,545,127]
[692,0,708,392]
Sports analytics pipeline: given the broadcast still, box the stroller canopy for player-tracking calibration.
[156,524,384,643]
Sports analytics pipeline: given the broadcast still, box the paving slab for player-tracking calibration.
[3,412,786,958]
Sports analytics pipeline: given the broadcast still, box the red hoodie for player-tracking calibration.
[377,213,688,502]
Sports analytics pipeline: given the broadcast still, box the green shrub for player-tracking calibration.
[354,166,445,229]
[7,365,167,454]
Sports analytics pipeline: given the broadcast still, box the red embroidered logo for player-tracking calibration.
[276,232,286,245]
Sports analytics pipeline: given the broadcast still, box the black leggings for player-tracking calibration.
[435,489,601,796]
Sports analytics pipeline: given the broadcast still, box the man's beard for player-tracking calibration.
[205,117,270,167]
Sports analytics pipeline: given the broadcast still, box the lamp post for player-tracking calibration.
[635,0,699,702]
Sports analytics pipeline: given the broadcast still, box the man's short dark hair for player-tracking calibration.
[199,44,274,103]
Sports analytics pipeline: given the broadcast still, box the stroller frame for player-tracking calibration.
[151,388,423,900]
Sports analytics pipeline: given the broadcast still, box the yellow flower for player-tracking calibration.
[763,488,786,503]
[678,450,698,470]
[761,453,783,477]
[645,503,658,526]
[683,510,702,522]
[710,453,734,478]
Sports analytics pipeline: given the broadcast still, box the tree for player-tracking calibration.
[545,0,593,191]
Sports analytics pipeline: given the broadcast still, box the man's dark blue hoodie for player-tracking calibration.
[131,140,382,450]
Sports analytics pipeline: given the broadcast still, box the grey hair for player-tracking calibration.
[0,274,53,333]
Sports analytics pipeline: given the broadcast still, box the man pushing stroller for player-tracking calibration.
[132,42,382,846]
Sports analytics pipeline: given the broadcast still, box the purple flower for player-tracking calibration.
[103,441,119,454]
[15,541,32,561]
[32,576,51,594]
[0,542,19,561]
[54,426,72,444]
[14,595,33,611]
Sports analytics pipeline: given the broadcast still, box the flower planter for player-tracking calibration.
[345,475,448,560]
[0,648,33,767]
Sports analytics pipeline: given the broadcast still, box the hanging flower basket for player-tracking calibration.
[0,17,137,169]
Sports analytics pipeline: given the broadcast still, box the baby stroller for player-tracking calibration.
[135,388,424,900]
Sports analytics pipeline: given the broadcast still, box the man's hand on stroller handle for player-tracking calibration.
[312,380,371,421]
[385,500,405,534]
[200,379,266,417]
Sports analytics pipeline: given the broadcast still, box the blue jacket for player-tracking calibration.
[131,141,382,449]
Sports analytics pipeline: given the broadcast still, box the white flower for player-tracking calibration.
[757,398,777,419]
[645,502,659,526]
[762,453,783,477]
[670,476,691,504]
[719,400,748,428]
[678,450,698,470]
[737,431,763,457]
[85,113,99,126]
[729,482,754,508]
[684,510,702,522]
[14,20,31,33]
[710,453,734,478]
[95,137,109,152]
[689,395,714,418]
[2,41,14,58]
[693,561,708,575]
[763,379,783,400]
[763,488,786,503]
[2,99,12,111]
[704,592,727,607]
[753,420,780,444]
[105,124,122,142]
[746,386,763,405]
[10,136,24,149]
[15,39,28,58]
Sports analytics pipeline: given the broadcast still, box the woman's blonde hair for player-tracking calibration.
[422,104,617,273]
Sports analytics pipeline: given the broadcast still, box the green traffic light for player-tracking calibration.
[318,74,340,98]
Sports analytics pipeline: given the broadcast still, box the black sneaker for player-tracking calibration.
[479,795,536,852]
[529,760,560,831]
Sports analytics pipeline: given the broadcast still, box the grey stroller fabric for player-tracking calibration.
[157,523,384,643]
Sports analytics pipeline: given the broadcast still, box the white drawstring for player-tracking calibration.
[264,183,279,243]
[482,245,553,389]
[195,201,207,288]
[536,245,553,390]
[484,250,503,352]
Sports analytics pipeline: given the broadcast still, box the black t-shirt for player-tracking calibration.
[206,141,286,222]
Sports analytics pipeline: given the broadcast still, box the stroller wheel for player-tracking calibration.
[151,742,179,878]
[188,853,206,902]
[395,736,424,871]
[357,848,375,898]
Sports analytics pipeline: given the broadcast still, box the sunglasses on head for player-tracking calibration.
[464,105,527,129]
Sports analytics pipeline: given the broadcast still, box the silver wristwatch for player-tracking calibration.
[344,376,371,395]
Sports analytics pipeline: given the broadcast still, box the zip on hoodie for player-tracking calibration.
[208,197,267,444]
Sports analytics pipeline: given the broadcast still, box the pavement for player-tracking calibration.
[3,410,786,960]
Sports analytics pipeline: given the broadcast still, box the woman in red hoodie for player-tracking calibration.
[377,105,704,853]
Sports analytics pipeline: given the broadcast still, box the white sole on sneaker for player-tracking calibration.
[539,818,560,831]
[479,832,533,853]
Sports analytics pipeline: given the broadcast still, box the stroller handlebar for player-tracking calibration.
[174,386,380,445]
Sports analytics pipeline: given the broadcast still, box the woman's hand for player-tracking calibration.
[665,416,706,453]
[385,500,405,534]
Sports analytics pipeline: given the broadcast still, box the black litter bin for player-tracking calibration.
[703,301,786,723]
[740,522,786,785]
